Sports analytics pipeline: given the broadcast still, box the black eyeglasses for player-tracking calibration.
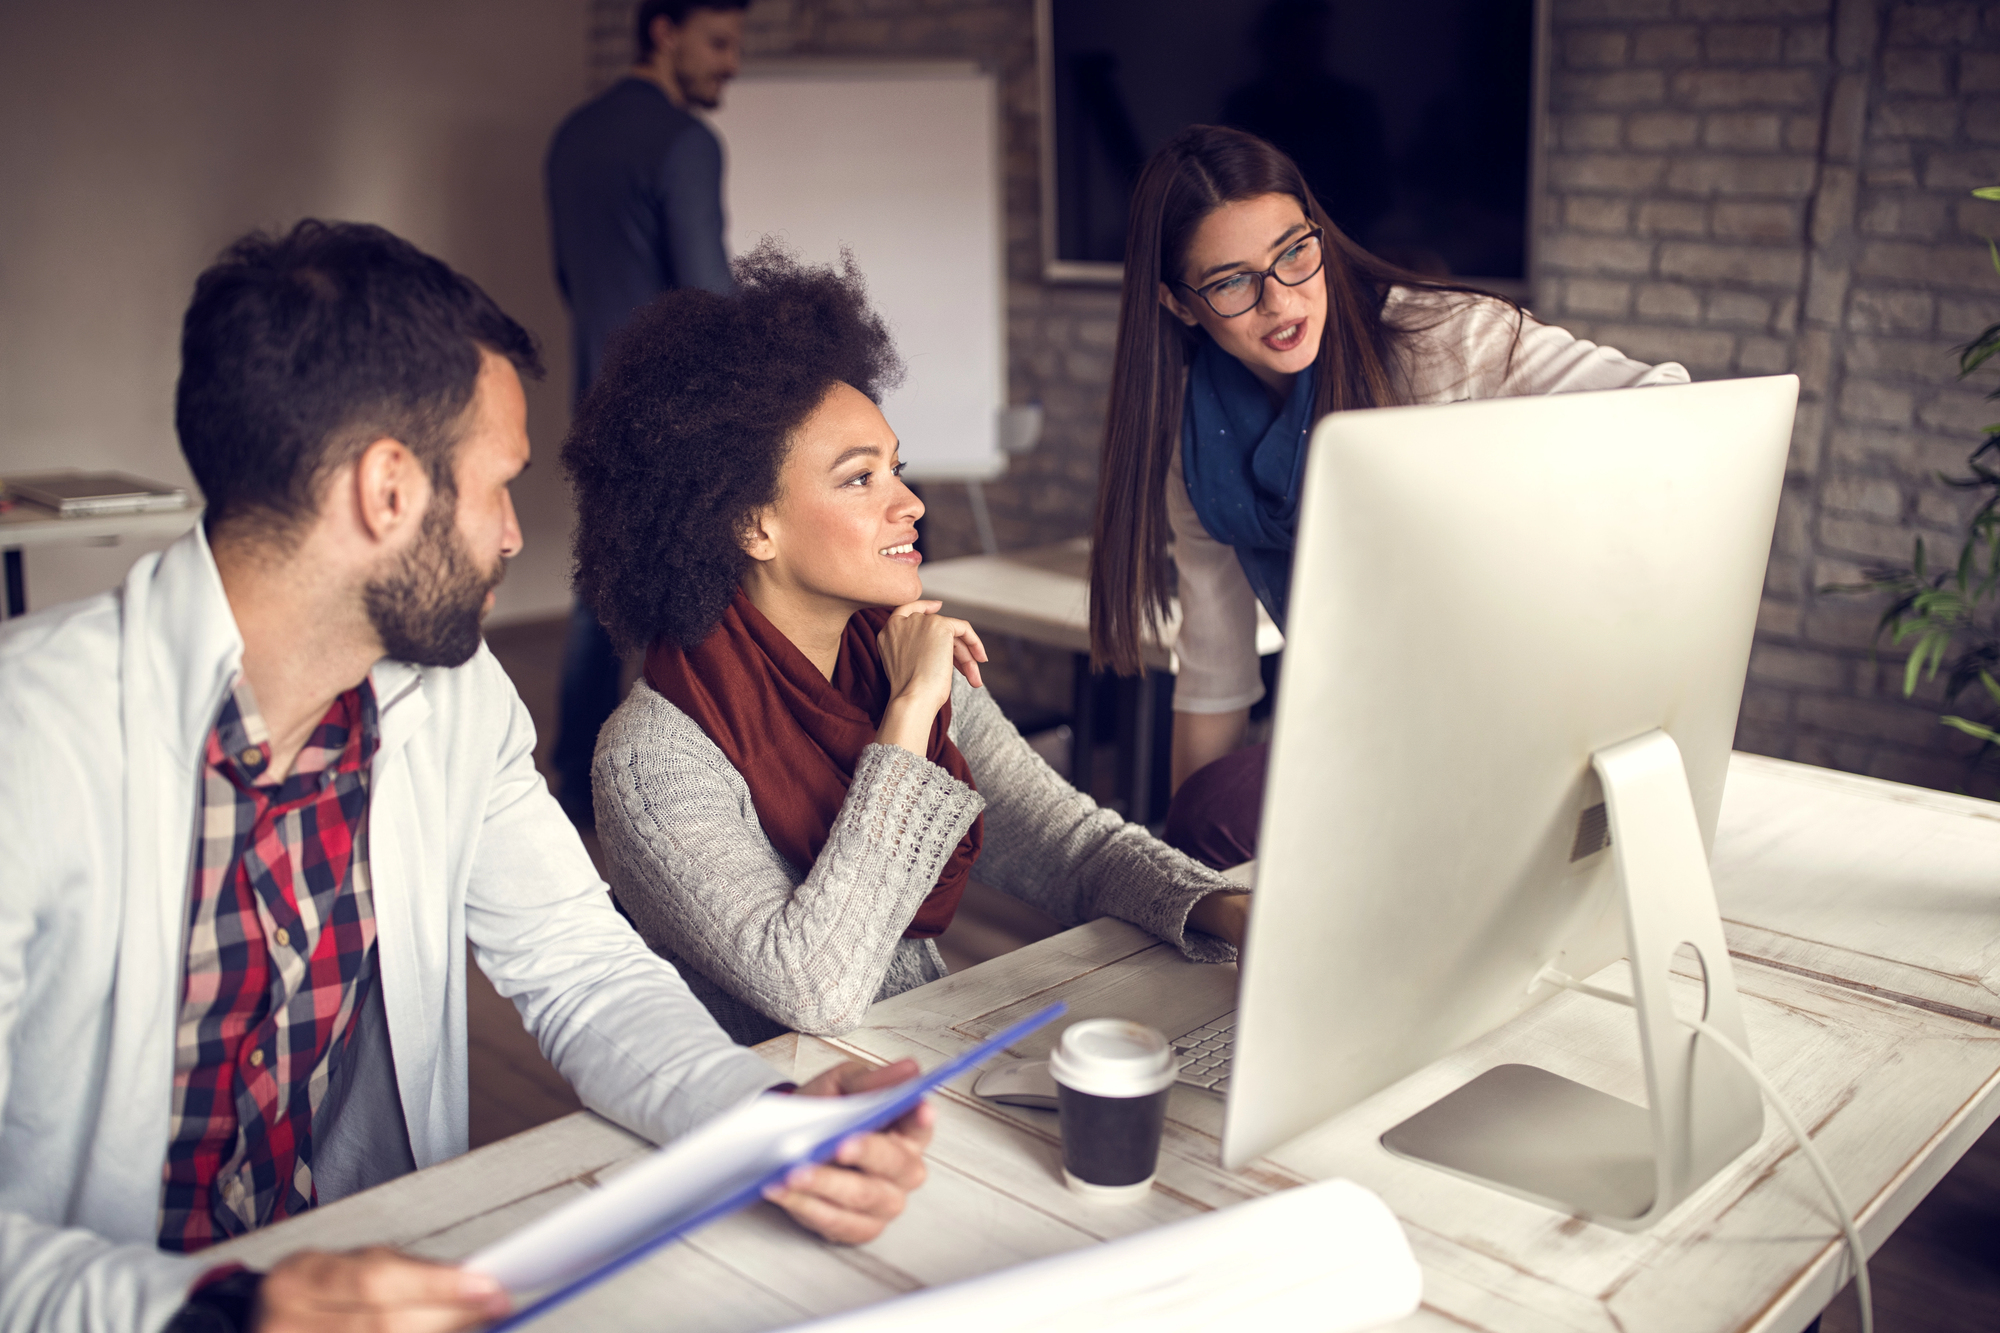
[1172,229,1326,318]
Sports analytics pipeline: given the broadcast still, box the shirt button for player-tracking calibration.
[239,747,262,767]
[274,927,291,948]
[249,1049,265,1068]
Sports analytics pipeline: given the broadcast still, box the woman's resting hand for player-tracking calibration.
[1185,890,1251,950]
[875,601,987,754]
[764,1058,935,1244]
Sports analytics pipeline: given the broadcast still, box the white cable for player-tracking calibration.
[1538,969,1873,1333]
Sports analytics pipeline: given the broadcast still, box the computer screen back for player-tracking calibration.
[1223,375,1797,1170]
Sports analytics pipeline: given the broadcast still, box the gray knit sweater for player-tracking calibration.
[594,674,1239,1044]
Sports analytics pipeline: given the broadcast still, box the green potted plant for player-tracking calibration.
[1843,186,2000,777]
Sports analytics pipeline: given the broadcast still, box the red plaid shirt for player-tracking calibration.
[158,677,380,1252]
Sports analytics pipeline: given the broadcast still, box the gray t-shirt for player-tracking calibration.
[545,77,733,400]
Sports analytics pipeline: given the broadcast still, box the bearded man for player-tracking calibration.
[0,220,930,1333]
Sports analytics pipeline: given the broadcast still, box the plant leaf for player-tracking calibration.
[1942,715,2000,743]
[1961,322,2000,376]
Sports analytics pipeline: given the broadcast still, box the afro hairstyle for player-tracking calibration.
[562,240,904,652]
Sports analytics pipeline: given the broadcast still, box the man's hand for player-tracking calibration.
[255,1247,509,1332]
[765,1058,934,1244]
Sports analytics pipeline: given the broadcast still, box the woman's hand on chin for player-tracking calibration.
[875,600,987,753]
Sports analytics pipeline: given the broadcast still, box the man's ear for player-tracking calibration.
[353,437,428,545]
[649,14,680,62]
[739,507,778,564]
[1158,281,1200,329]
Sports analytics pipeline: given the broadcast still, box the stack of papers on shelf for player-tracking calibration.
[7,471,190,517]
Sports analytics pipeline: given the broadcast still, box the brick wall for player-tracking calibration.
[585,0,2000,787]
[1543,0,2000,792]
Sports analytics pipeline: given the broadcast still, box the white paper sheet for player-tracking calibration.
[783,1178,1422,1333]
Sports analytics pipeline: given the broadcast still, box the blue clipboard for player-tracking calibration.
[477,1001,1066,1331]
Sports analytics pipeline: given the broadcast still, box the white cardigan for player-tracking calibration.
[0,530,777,1332]
[1169,291,1693,713]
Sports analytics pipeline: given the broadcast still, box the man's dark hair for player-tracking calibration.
[563,240,901,651]
[175,219,542,544]
[634,0,750,61]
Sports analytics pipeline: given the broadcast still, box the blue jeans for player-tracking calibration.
[551,599,621,825]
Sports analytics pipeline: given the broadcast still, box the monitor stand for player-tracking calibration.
[1379,729,1764,1231]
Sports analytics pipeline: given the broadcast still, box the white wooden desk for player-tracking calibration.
[921,537,1282,821]
[203,753,2000,1332]
[918,536,1285,672]
[0,500,200,617]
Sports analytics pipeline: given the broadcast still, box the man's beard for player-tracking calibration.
[364,492,502,668]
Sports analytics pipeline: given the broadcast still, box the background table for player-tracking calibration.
[201,753,2000,1332]
[0,496,200,617]
[920,536,1283,823]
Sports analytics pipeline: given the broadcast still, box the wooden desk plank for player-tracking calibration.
[202,1111,652,1269]
[920,544,1095,657]
[538,1236,810,1333]
[1716,752,2000,1026]
[677,1203,920,1318]
[919,537,1283,669]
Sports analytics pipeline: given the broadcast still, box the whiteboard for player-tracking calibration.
[710,62,1005,480]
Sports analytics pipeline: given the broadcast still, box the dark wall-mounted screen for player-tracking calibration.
[1046,0,1536,282]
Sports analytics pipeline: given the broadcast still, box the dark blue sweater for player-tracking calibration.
[545,77,733,402]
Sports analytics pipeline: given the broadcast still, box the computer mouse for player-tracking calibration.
[973,1058,1060,1111]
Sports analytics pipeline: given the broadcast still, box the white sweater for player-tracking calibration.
[1169,291,1692,713]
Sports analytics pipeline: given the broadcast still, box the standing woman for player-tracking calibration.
[1090,125,1688,869]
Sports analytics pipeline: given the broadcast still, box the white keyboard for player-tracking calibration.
[1171,1013,1237,1092]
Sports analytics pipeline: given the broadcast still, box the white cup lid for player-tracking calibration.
[1049,1019,1177,1098]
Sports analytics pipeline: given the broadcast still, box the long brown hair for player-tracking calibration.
[1087,124,1513,675]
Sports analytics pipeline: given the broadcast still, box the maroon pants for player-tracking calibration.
[1162,742,1269,871]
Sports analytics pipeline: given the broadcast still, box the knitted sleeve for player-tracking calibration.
[946,677,1240,965]
[594,682,984,1036]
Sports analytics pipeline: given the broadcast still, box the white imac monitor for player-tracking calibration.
[1224,375,1799,1230]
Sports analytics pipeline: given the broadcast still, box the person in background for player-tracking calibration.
[1088,125,1688,871]
[544,0,749,828]
[0,220,929,1333]
[564,244,1251,1047]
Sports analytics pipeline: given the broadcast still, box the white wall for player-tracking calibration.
[0,0,592,624]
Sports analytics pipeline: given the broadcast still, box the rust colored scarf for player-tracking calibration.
[644,591,982,938]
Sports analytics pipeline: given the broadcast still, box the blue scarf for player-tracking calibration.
[1180,337,1316,630]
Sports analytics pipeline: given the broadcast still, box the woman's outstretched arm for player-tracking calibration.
[948,677,1244,960]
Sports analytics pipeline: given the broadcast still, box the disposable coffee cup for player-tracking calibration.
[1049,1019,1177,1202]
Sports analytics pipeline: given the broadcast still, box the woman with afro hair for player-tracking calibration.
[565,242,1250,1044]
